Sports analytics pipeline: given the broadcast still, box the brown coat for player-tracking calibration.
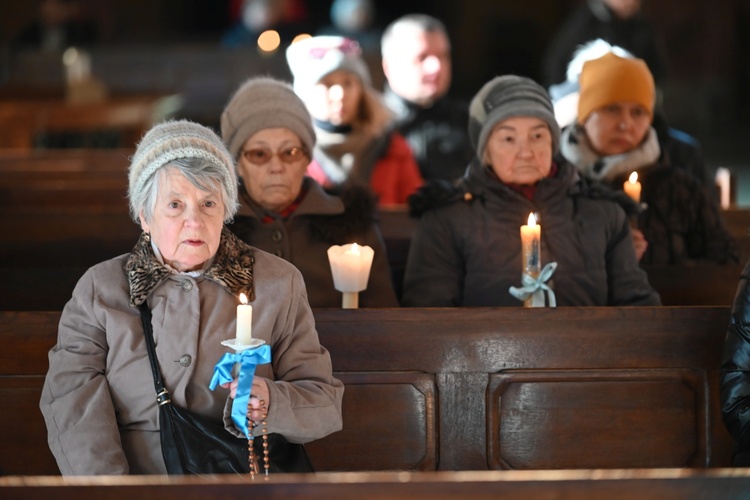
[228,178,399,308]
[40,229,343,475]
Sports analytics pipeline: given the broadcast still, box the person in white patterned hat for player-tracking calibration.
[40,119,343,475]
[286,35,423,207]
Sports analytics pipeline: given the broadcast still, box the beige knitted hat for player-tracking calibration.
[221,77,316,158]
[128,120,237,220]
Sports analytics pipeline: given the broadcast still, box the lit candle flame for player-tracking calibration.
[239,293,248,305]
[527,213,537,227]
[629,171,638,184]
[346,242,361,256]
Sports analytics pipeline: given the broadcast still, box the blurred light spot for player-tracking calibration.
[292,33,312,44]
[257,30,281,53]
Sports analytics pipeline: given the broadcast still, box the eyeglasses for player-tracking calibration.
[240,146,308,166]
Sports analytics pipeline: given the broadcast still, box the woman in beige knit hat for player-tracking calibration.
[40,120,343,475]
[560,52,737,266]
[221,76,398,307]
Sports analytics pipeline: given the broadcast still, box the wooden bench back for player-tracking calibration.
[0,307,735,476]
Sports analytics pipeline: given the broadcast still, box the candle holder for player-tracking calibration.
[221,338,266,351]
[327,243,374,309]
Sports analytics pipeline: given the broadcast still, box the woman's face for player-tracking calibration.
[237,127,309,213]
[307,70,363,125]
[484,116,553,185]
[582,101,652,156]
[140,167,225,272]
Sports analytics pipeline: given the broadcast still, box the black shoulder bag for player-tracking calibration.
[139,304,314,475]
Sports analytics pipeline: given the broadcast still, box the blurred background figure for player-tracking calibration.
[316,0,380,52]
[380,14,473,182]
[541,0,668,89]
[221,0,308,49]
[287,35,422,207]
[11,0,97,52]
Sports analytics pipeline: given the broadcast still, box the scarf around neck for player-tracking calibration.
[560,124,661,182]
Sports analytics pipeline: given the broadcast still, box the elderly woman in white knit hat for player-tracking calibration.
[559,53,737,266]
[285,35,423,207]
[40,120,343,475]
[221,76,399,307]
[402,75,660,307]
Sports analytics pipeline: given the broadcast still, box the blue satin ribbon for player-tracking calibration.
[509,262,558,307]
[209,345,272,438]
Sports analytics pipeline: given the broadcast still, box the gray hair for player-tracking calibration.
[131,157,239,225]
[381,14,450,60]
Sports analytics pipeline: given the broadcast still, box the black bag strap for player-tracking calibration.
[138,303,171,406]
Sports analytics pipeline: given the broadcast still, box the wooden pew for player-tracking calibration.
[3,469,750,500]
[0,307,736,476]
[0,94,181,150]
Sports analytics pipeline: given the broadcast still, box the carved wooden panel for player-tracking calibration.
[305,372,437,471]
[487,369,707,469]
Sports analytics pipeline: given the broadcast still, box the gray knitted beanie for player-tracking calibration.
[128,119,237,221]
[468,75,560,160]
[221,77,316,159]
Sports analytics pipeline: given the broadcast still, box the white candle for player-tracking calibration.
[624,171,642,204]
[716,167,731,210]
[236,293,252,345]
[327,243,375,309]
[520,212,541,276]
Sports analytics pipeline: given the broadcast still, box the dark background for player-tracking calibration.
[1,0,749,196]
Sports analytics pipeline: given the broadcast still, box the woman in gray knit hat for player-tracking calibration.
[40,120,343,475]
[401,75,661,307]
[222,76,398,307]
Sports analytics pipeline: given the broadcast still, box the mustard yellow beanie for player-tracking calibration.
[577,53,655,124]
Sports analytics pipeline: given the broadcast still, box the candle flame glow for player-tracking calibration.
[239,293,248,305]
[629,171,638,184]
[346,242,361,256]
[527,213,537,227]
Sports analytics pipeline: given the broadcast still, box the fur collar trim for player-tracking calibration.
[124,227,255,307]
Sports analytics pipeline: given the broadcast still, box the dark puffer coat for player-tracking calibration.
[721,260,750,466]
[401,160,661,307]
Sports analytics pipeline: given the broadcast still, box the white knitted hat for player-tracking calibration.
[128,120,237,219]
[286,35,371,96]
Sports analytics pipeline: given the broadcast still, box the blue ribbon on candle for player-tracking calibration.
[209,345,272,438]
[509,262,558,307]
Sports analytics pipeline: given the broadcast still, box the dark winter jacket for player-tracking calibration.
[401,159,661,307]
[384,85,473,182]
[228,177,398,308]
[721,259,750,466]
[560,124,739,266]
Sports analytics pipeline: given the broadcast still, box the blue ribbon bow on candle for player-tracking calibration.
[209,345,272,438]
[509,262,558,307]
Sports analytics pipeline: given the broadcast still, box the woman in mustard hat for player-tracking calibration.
[560,52,737,265]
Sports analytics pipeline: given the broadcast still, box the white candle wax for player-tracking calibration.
[624,171,642,204]
[520,212,541,276]
[236,292,253,345]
